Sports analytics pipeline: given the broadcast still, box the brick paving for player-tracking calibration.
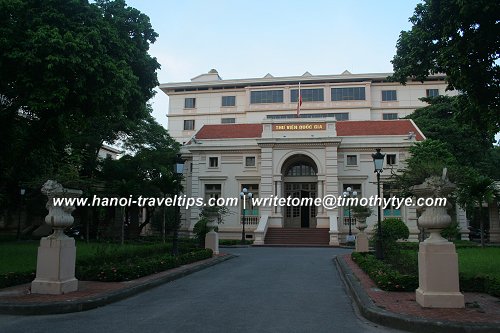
[0,254,229,305]
[343,253,500,324]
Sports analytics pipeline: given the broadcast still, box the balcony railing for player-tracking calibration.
[343,217,357,226]
[241,216,260,225]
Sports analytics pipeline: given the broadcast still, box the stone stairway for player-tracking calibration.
[263,228,330,246]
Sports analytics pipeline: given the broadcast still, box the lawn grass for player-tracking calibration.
[458,247,500,280]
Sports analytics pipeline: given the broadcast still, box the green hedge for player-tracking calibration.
[0,248,213,288]
[351,252,500,297]
[76,249,213,282]
[0,271,36,289]
[351,252,418,291]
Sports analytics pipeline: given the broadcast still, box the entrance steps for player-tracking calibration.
[262,228,330,246]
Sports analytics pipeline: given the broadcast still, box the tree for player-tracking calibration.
[456,171,499,247]
[406,96,495,169]
[0,0,160,212]
[390,139,458,196]
[390,0,500,132]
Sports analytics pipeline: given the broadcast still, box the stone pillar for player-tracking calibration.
[329,212,340,246]
[31,180,82,295]
[456,205,470,241]
[489,200,500,243]
[412,174,464,308]
[205,230,219,255]
[275,179,283,216]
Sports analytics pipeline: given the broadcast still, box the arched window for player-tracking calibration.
[285,163,317,176]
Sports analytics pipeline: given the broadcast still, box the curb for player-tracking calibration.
[0,254,237,316]
[335,255,500,333]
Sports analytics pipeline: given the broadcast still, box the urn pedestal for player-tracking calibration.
[412,175,464,308]
[355,217,369,253]
[204,220,219,255]
[31,180,82,295]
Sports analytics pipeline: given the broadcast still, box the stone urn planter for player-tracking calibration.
[411,175,454,243]
[411,172,464,308]
[31,180,82,295]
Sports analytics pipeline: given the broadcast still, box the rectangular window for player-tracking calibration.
[383,184,401,218]
[386,154,397,165]
[346,155,357,166]
[331,87,366,101]
[221,96,236,107]
[245,156,256,167]
[426,89,439,98]
[205,184,221,201]
[183,119,195,130]
[184,98,196,108]
[266,112,348,120]
[290,88,324,102]
[221,118,235,124]
[242,184,259,216]
[342,184,362,224]
[250,90,283,104]
[383,113,398,120]
[208,157,219,168]
[382,90,397,101]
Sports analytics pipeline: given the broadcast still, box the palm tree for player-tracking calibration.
[457,172,499,247]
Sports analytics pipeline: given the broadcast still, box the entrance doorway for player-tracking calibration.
[283,183,317,228]
[281,154,318,228]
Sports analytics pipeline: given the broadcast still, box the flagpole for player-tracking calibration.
[297,82,301,118]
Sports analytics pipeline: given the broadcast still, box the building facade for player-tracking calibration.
[160,70,466,245]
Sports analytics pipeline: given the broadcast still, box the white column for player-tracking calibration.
[456,205,469,241]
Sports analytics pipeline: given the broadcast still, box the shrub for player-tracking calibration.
[351,252,418,291]
[371,218,409,258]
[76,248,213,282]
[0,271,35,289]
[441,222,461,241]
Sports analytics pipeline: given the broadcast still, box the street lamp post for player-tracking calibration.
[372,148,385,260]
[17,188,26,240]
[172,154,185,256]
[343,187,357,243]
[240,187,253,245]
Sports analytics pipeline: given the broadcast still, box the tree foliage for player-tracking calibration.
[390,0,500,132]
[0,0,162,210]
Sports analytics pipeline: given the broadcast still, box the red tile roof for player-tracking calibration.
[336,120,424,140]
[194,120,424,140]
[195,123,263,139]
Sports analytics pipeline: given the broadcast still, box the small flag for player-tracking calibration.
[297,82,302,117]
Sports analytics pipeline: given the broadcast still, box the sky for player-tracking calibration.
[125,0,422,129]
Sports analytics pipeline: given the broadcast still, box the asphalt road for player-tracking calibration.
[0,247,404,333]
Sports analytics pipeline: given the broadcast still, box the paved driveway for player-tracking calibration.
[0,247,403,333]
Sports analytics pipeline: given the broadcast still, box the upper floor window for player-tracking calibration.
[245,156,256,167]
[266,112,348,120]
[183,119,195,130]
[346,155,358,166]
[222,96,236,107]
[221,117,235,124]
[332,87,365,101]
[426,89,439,98]
[383,113,398,120]
[250,90,283,104]
[184,98,196,108]
[386,154,397,165]
[382,90,397,101]
[290,88,324,102]
[208,157,219,168]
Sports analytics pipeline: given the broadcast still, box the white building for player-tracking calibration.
[160,70,466,245]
